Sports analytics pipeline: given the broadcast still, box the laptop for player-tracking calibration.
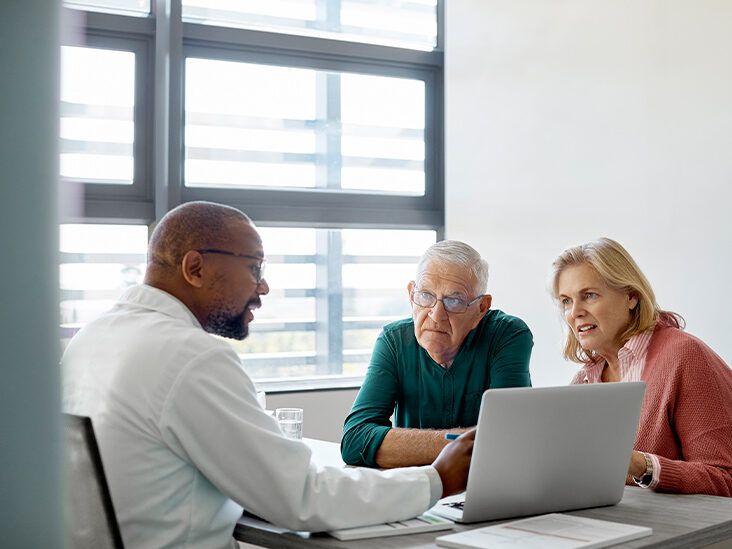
[431,382,645,523]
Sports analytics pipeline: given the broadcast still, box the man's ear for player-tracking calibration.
[181,250,205,288]
[407,280,415,301]
[479,294,492,314]
[470,294,492,330]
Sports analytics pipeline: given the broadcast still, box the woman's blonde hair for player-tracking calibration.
[550,237,683,363]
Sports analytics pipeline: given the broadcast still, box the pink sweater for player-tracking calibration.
[578,325,732,496]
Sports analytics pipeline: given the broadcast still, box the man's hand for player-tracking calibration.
[431,428,476,497]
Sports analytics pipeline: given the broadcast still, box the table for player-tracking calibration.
[234,439,732,549]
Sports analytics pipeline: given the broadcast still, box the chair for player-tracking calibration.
[63,414,124,549]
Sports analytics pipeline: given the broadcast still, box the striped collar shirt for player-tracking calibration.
[575,329,655,384]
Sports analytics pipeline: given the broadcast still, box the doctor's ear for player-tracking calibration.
[181,250,205,288]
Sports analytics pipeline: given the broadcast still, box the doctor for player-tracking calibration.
[62,201,475,549]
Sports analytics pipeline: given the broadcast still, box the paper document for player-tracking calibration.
[328,513,454,541]
[436,513,652,548]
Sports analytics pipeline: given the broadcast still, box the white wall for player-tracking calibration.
[445,0,732,386]
[266,389,358,442]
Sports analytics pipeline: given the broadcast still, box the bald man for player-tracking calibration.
[61,201,474,549]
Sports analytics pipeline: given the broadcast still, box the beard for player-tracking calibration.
[205,297,260,340]
[206,307,248,340]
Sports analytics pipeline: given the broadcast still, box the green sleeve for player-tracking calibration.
[488,321,533,389]
[340,331,399,467]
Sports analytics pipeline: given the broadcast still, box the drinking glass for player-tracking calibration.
[276,407,303,439]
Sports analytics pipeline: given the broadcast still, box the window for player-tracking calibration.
[59,21,152,212]
[231,227,435,381]
[60,224,148,347]
[61,0,444,388]
[65,0,151,17]
[61,46,136,184]
[184,59,425,193]
[181,0,437,50]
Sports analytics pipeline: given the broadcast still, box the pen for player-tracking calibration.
[444,433,460,440]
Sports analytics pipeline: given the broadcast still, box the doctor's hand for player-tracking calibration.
[432,428,476,498]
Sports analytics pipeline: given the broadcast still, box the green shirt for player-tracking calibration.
[341,309,533,466]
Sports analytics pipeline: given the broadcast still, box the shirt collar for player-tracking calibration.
[118,284,203,329]
[579,328,654,383]
[618,329,654,364]
[580,360,604,383]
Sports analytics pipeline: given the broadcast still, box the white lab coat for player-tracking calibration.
[62,284,440,549]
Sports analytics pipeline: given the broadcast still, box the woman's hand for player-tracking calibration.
[628,450,648,479]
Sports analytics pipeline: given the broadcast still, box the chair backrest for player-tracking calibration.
[63,414,124,549]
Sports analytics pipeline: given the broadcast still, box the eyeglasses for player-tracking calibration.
[197,248,266,284]
[410,290,484,314]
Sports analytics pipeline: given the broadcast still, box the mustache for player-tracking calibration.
[246,297,262,310]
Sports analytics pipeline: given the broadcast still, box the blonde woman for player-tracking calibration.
[551,237,732,496]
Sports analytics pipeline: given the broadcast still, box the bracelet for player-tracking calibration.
[632,452,653,487]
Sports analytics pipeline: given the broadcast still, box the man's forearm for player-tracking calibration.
[375,427,470,468]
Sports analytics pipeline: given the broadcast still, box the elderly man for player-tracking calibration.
[62,202,474,549]
[341,240,532,468]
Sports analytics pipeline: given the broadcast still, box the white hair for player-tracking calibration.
[416,240,489,293]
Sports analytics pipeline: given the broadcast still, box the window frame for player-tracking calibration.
[60,0,445,390]
[178,24,443,228]
[61,11,156,223]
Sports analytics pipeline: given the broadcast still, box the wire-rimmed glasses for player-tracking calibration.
[197,248,266,284]
[410,290,484,314]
